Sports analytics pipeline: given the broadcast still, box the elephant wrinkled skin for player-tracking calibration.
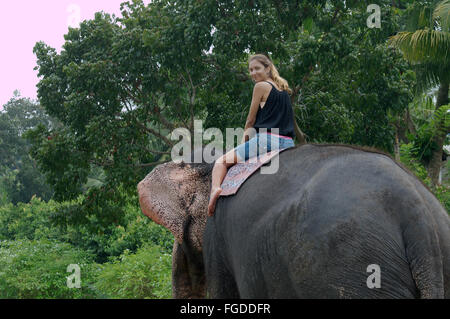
[137,143,450,299]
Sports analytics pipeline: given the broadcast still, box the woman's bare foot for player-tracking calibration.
[208,187,222,216]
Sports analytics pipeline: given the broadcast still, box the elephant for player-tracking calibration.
[137,143,450,298]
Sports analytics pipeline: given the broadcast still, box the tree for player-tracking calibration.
[285,0,415,153]
[0,93,55,204]
[28,0,416,223]
[29,0,317,203]
[388,0,450,186]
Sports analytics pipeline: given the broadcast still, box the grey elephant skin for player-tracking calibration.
[137,143,450,299]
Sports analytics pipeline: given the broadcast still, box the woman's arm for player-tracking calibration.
[241,83,265,144]
[242,121,256,144]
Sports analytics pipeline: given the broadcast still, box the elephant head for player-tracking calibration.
[137,151,214,298]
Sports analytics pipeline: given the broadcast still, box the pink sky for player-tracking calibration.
[0,0,151,110]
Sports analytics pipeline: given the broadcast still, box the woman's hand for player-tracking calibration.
[241,132,248,145]
[241,127,254,144]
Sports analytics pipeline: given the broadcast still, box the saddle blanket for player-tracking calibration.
[219,147,290,196]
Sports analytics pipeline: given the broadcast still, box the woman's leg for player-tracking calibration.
[207,149,239,216]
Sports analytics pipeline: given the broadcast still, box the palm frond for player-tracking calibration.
[413,62,450,94]
[416,64,439,93]
[419,6,433,28]
[409,92,436,124]
[388,29,450,64]
[429,103,450,136]
[403,2,436,31]
[433,0,450,31]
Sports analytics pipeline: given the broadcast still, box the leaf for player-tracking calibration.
[433,0,450,32]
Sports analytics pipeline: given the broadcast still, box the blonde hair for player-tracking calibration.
[248,54,292,95]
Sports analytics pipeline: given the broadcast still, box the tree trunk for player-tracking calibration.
[428,81,449,187]
[405,107,416,136]
[394,129,400,161]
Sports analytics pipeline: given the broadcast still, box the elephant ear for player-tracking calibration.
[137,164,195,245]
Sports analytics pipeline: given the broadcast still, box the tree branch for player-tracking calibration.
[142,145,171,156]
[173,99,190,129]
[150,98,178,132]
[122,83,143,105]
[136,160,171,167]
[185,69,196,135]
[405,107,417,135]
[136,120,175,147]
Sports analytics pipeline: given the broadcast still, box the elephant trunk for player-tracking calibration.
[172,216,206,298]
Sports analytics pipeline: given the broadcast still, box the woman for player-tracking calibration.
[207,54,304,216]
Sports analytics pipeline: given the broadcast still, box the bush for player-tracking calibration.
[400,143,449,213]
[433,185,450,213]
[0,239,100,298]
[0,195,174,263]
[0,176,10,206]
[0,196,63,241]
[55,200,174,263]
[104,202,174,257]
[0,192,175,299]
[94,244,172,299]
[399,143,430,182]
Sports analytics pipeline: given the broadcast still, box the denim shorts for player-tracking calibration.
[235,132,295,162]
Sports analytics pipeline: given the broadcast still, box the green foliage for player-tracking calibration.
[0,180,10,206]
[0,197,62,241]
[409,123,441,165]
[434,0,450,32]
[390,0,450,70]
[433,184,450,212]
[0,95,55,204]
[389,0,449,186]
[0,239,100,298]
[0,196,174,299]
[400,142,450,212]
[94,244,172,299]
[0,110,25,171]
[55,199,174,263]
[0,155,54,205]
[400,142,431,181]
[409,104,449,165]
[282,2,416,152]
[104,202,174,257]
[23,124,92,202]
[0,195,173,263]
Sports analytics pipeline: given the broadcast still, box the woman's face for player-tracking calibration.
[248,59,270,83]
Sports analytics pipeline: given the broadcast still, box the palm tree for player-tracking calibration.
[389,0,450,187]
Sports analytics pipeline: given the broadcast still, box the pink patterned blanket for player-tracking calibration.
[219,148,290,196]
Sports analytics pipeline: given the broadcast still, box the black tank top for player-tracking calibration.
[253,81,295,138]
